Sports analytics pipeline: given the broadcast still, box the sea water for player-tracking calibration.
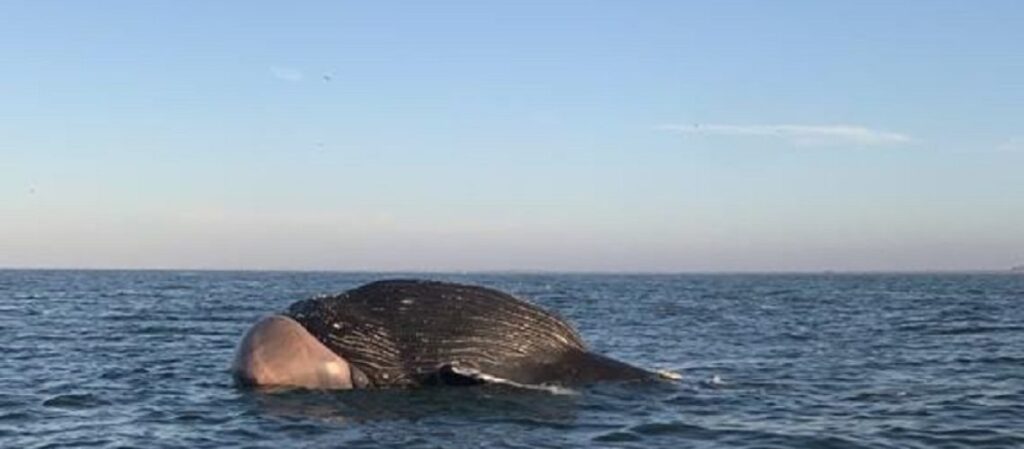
[1,270,1022,448]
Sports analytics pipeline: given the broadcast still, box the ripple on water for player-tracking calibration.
[930,325,1024,336]
[41,394,110,410]
[631,421,716,437]
[0,411,34,422]
[592,430,644,443]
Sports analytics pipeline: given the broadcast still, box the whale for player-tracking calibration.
[232,279,655,389]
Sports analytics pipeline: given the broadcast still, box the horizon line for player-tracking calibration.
[1,266,1020,276]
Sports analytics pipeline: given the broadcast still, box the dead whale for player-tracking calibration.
[232,279,655,389]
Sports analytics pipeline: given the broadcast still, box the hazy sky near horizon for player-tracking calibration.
[2,1,1023,271]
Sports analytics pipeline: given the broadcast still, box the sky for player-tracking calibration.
[1,1,1022,272]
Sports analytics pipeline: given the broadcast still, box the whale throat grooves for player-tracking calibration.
[283,280,607,387]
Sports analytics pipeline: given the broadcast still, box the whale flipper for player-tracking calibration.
[428,364,488,386]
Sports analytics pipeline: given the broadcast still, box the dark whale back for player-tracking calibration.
[284,279,651,387]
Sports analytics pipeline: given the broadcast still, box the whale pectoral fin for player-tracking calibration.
[416,363,496,386]
[435,364,488,386]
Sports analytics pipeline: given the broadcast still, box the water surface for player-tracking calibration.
[1,271,1022,448]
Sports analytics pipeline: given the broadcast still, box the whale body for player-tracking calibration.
[233,279,654,389]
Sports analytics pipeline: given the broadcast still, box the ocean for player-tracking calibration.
[1,270,1022,448]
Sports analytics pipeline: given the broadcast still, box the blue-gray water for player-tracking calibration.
[2,270,1022,448]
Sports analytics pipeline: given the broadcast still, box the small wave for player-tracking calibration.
[592,430,643,443]
[929,325,1024,336]
[99,289,144,298]
[702,374,725,387]
[42,393,109,410]
[100,366,150,380]
[953,355,1024,365]
[879,426,1024,448]
[844,389,910,402]
[594,422,717,444]
[764,289,797,297]
[155,284,195,291]
[0,411,32,422]
[631,421,712,436]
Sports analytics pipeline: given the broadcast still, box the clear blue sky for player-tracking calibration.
[2,1,1022,271]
